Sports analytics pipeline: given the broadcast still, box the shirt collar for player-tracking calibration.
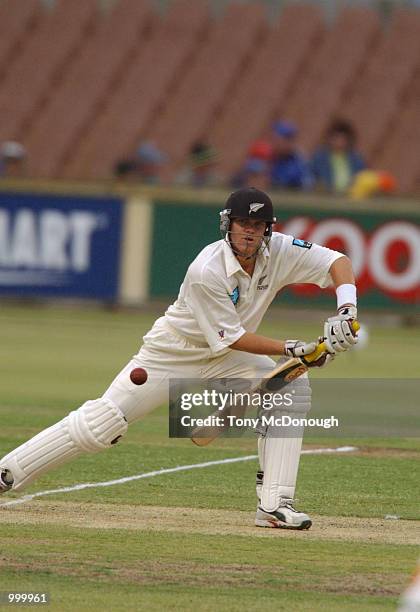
[222,239,269,278]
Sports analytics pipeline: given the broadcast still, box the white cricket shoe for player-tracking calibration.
[0,468,13,493]
[255,499,312,530]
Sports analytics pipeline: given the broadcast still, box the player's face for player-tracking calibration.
[229,218,266,258]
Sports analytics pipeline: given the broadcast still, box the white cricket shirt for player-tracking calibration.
[162,233,344,356]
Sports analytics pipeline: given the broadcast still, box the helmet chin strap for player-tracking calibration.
[225,232,270,260]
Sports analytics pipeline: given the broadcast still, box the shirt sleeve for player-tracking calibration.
[186,281,246,355]
[284,238,345,288]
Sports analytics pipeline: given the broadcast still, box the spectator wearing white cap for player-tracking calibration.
[0,141,27,178]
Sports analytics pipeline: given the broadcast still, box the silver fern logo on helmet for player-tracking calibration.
[249,203,265,214]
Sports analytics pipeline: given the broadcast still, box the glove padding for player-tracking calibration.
[323,305,358,354]
[284,340,332,368]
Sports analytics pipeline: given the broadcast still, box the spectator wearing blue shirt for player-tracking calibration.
[231,139,272,190]
[311,119,366,193]
[270,121,311,190]
[231,157,270,191]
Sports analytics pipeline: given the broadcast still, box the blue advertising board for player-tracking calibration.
[0,192,123,299]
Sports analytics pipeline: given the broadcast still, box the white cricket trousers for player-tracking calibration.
[103,317,275,423]
[103,318,308,507]
[0,317,307,504]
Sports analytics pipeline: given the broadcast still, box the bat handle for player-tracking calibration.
[304,320,361,364]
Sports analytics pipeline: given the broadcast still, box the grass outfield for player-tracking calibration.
[0,305,419,611]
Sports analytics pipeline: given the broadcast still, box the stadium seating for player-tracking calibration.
[0,0,41,81]
[209,4,324,179]
[374,63,420,193]
[146,2,267,180]
[0,0,98,142]
[0,0,419,193]
[343,9,420,192]
[281,6,381,155]
[62,0,209,179]
[25,0,154,178]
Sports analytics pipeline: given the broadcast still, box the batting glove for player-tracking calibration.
[323,305,359,354]
[284,340,316,359]
[284,339,333,368]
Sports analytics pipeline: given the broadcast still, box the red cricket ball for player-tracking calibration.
[129,367,148,386]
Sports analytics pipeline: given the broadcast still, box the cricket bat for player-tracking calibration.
[191,320,360,446]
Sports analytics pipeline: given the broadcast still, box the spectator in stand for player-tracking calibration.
[311,119,366,193]
[114,141,166,184]
[231,139,272,190]
[114,158,138,181]
[176,141,219,188]
[232,158,270,191]
[0,141,27,178]
[135,141,166,184]
[270,120,312,190]
[248,139,273,164]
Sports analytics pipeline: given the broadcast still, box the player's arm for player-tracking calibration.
[229,332,285,355]
[188,277,317,359]
[283,240,359,354]
[230,332,321,363]
[324,255,359,353]
[330,255,356,302]
[231,255,358,358]
[229,255,358,358]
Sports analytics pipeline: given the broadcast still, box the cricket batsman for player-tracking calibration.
[0,188,358,529]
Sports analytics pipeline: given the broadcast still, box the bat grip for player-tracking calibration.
[304,320,361,364]
[305,341,327,363]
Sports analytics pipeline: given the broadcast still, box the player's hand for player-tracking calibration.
[284,339,332,368]
[337,304,358,320]
[284,340,317,359]
[323,305,358,354]
[311,338,336,367]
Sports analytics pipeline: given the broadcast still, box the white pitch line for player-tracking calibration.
[0,446,357,509]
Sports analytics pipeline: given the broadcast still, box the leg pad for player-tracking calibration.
[1,398,127,491]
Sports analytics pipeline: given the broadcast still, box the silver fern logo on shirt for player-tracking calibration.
[257,275,269,290]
